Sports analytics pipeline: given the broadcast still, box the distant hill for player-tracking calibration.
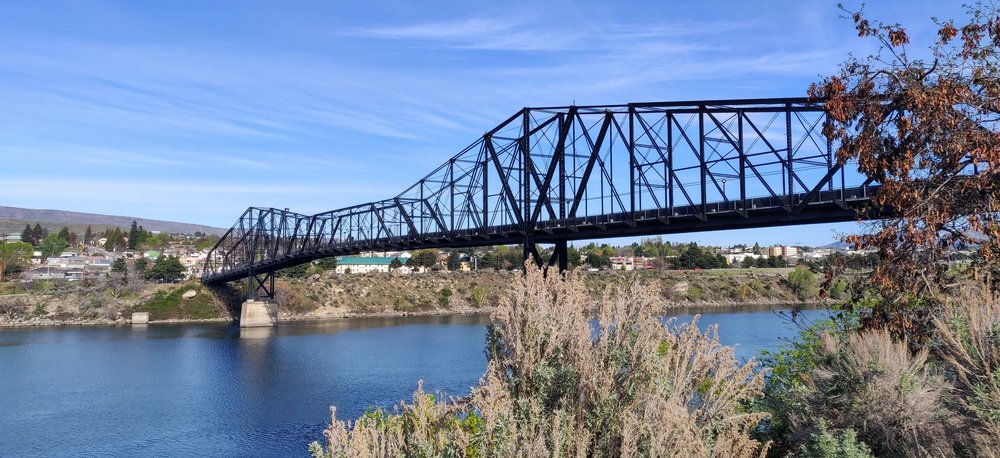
[819,240,851,250]
[0,206,226,236]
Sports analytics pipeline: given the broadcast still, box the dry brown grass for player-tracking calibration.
[786,329,959,457]
[933,282,1000,456]
[311,266,770,457]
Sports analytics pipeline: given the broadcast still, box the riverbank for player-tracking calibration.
[0,268,832,328]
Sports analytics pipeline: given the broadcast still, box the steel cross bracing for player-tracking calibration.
[202,97,878,292]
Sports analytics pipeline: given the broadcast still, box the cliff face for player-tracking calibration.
[0,268,816,326]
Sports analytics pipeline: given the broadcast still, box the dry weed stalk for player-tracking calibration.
[933,282,1000,454]
[312,266,769,457]
[788,329,957,457]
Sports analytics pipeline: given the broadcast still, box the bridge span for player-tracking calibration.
[202,97,876,302]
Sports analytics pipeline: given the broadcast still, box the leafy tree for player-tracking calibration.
[104,227,127,252]
[0,241,33,282]
[39,233,68,259]
[586,252,611,269]
[566,245,582,268]
[277,263,309,278]
[787,266,818,301]
[144,255,185,282]
[809,4,1000,332]
[389,258,403,271]
[315,257,338,270]
[409,249,439,269]
[194,235,219,251]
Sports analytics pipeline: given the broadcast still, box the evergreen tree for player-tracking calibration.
[84,226,93,246]
[134,257,148,276]
[127,221,141,250]
[111,258,128,279]
[20,224,32,244]
[447,251,461,271]
[31,223,45,245]
[144,255,185,282]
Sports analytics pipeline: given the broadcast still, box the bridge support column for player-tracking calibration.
[546,239,568,275]
[240,299,278,328]
[241,271,278,327]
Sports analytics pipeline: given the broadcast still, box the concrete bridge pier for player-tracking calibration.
[240,271,278,327]
[240,299,278,327]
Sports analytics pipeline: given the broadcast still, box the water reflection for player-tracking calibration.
[0,308,820,456]
[240,326,276,339]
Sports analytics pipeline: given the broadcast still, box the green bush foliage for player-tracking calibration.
[799,422,874,458]
[787,266,818,301]
[134,283,222,320]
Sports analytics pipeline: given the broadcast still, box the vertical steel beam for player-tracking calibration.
[699,106,707,217]
[826,112,834,192]
[786,103,793,203]
[629,106,636,219]
[522,108,531,231]
[555,239,568,272]
[482,156,489,233]
[739,110,746,211]
[558,113,566,221]
[667,111,674,214]
[449,159,455,232]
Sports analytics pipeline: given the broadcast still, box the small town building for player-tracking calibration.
[723,253,764,265]
[768,246,798,257]
[23,266,64,281]
[334,256,407,274]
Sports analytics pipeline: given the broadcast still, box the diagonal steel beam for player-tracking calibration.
[568,113,612,218]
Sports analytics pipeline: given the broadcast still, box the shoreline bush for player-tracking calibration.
[310,266,770,457]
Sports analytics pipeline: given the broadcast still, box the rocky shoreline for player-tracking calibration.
[0,268,832,329]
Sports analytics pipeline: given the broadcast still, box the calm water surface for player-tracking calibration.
[0,307,824,457]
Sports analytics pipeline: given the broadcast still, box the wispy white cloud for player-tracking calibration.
[0,0,960,241]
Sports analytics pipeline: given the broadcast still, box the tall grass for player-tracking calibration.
[933,282,1000,454]
[310,266,770,457]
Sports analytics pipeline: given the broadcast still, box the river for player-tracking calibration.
[0,307,825,457]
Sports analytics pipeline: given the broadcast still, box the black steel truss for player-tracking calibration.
[202,98,878,295]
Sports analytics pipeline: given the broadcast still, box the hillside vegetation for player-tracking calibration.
[0,268,823,326]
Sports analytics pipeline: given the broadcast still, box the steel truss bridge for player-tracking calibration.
[202,97,876,298]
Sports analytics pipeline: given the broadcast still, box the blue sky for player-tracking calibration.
[0,1,963,246]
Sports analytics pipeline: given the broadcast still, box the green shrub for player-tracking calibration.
[829,278,849,300]
[467,286,490,308]
[437,287,452,307]
[799,422,874,458]
[134,284,221,320]
[686,285,703,301]
[787,266,818,300]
